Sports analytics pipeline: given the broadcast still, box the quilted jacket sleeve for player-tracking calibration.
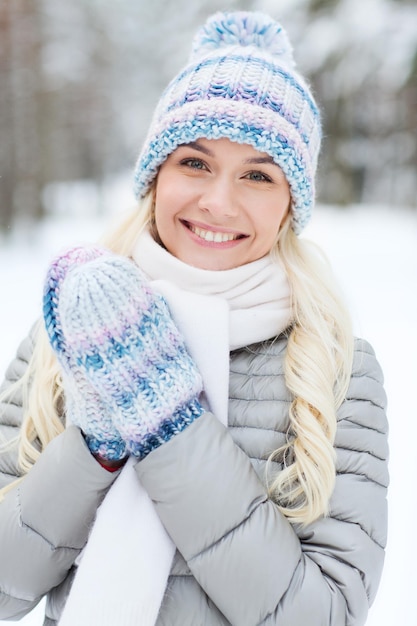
[0,331,118,620]
[135,338,388,626]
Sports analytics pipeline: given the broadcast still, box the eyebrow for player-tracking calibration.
[182,142,278,167]
[184,141,213,156]
[244,156,276,165]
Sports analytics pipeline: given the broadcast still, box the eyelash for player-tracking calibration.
[180,158,207,170]
[246,171,273,183]
[179,158,273,183]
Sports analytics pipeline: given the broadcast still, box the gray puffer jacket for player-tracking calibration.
[0,330,388,626]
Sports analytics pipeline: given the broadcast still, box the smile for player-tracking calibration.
[187,223,243,243]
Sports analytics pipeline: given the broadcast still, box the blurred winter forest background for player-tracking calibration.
[0,0,416,231]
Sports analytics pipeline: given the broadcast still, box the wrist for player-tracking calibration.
[92,453,128,472]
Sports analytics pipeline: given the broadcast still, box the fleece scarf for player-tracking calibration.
[59,229,291,626]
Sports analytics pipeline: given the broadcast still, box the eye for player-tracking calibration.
[245,170,273,183]
[180,158,207,170]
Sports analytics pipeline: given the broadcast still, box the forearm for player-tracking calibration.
[136,413,303,625]
[136,413,380,626]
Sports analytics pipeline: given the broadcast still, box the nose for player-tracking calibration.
[197,176,239,219]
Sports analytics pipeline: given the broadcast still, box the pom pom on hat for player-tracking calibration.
[190,11,295,69]
[133,10,321,235]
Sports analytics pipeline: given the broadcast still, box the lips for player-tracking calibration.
[183,220,246,243]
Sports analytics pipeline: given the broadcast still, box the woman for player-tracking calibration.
[0,10,388,626]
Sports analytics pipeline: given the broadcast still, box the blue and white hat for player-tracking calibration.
[133,11,322,234]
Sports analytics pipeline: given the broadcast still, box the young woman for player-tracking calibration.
[0,11,388,626]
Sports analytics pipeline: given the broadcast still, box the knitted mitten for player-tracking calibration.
[45,249,205,460]
[43,247,127,461]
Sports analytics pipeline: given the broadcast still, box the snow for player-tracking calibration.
[0,203,416,625]
[307,205,417,625]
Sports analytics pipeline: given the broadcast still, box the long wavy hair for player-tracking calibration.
[0,191,353,525]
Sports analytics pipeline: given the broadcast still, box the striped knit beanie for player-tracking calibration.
[133,11,322,234]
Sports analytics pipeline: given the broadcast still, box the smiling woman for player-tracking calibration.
[0,10,388,626]
[154,138,291,270]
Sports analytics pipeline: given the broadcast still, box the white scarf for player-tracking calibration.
[59,230,291,626]
[133,229,292,351]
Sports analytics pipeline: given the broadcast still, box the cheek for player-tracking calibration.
[259,225,281,253]
[154,202,174,242]
[154,177,175,229]
[258,204,287,237]
[154,170,188,218]
[253,204,289,256]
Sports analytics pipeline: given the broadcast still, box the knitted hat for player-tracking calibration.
[133,11,321,234]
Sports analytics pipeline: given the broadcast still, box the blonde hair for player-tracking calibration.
[0,193,353,524]
[270,216,353,523]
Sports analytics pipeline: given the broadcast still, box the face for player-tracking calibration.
[154,137,291,270]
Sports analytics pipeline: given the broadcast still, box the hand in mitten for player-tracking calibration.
[43,246,127,461]
[46,252,205,460]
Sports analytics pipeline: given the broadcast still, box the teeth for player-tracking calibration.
[190,225,239,242]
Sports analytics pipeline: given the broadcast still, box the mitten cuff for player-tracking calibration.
[85,435,128,462]
[126,398,205,460]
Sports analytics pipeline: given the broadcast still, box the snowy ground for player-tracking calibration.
[0,202,416,625]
